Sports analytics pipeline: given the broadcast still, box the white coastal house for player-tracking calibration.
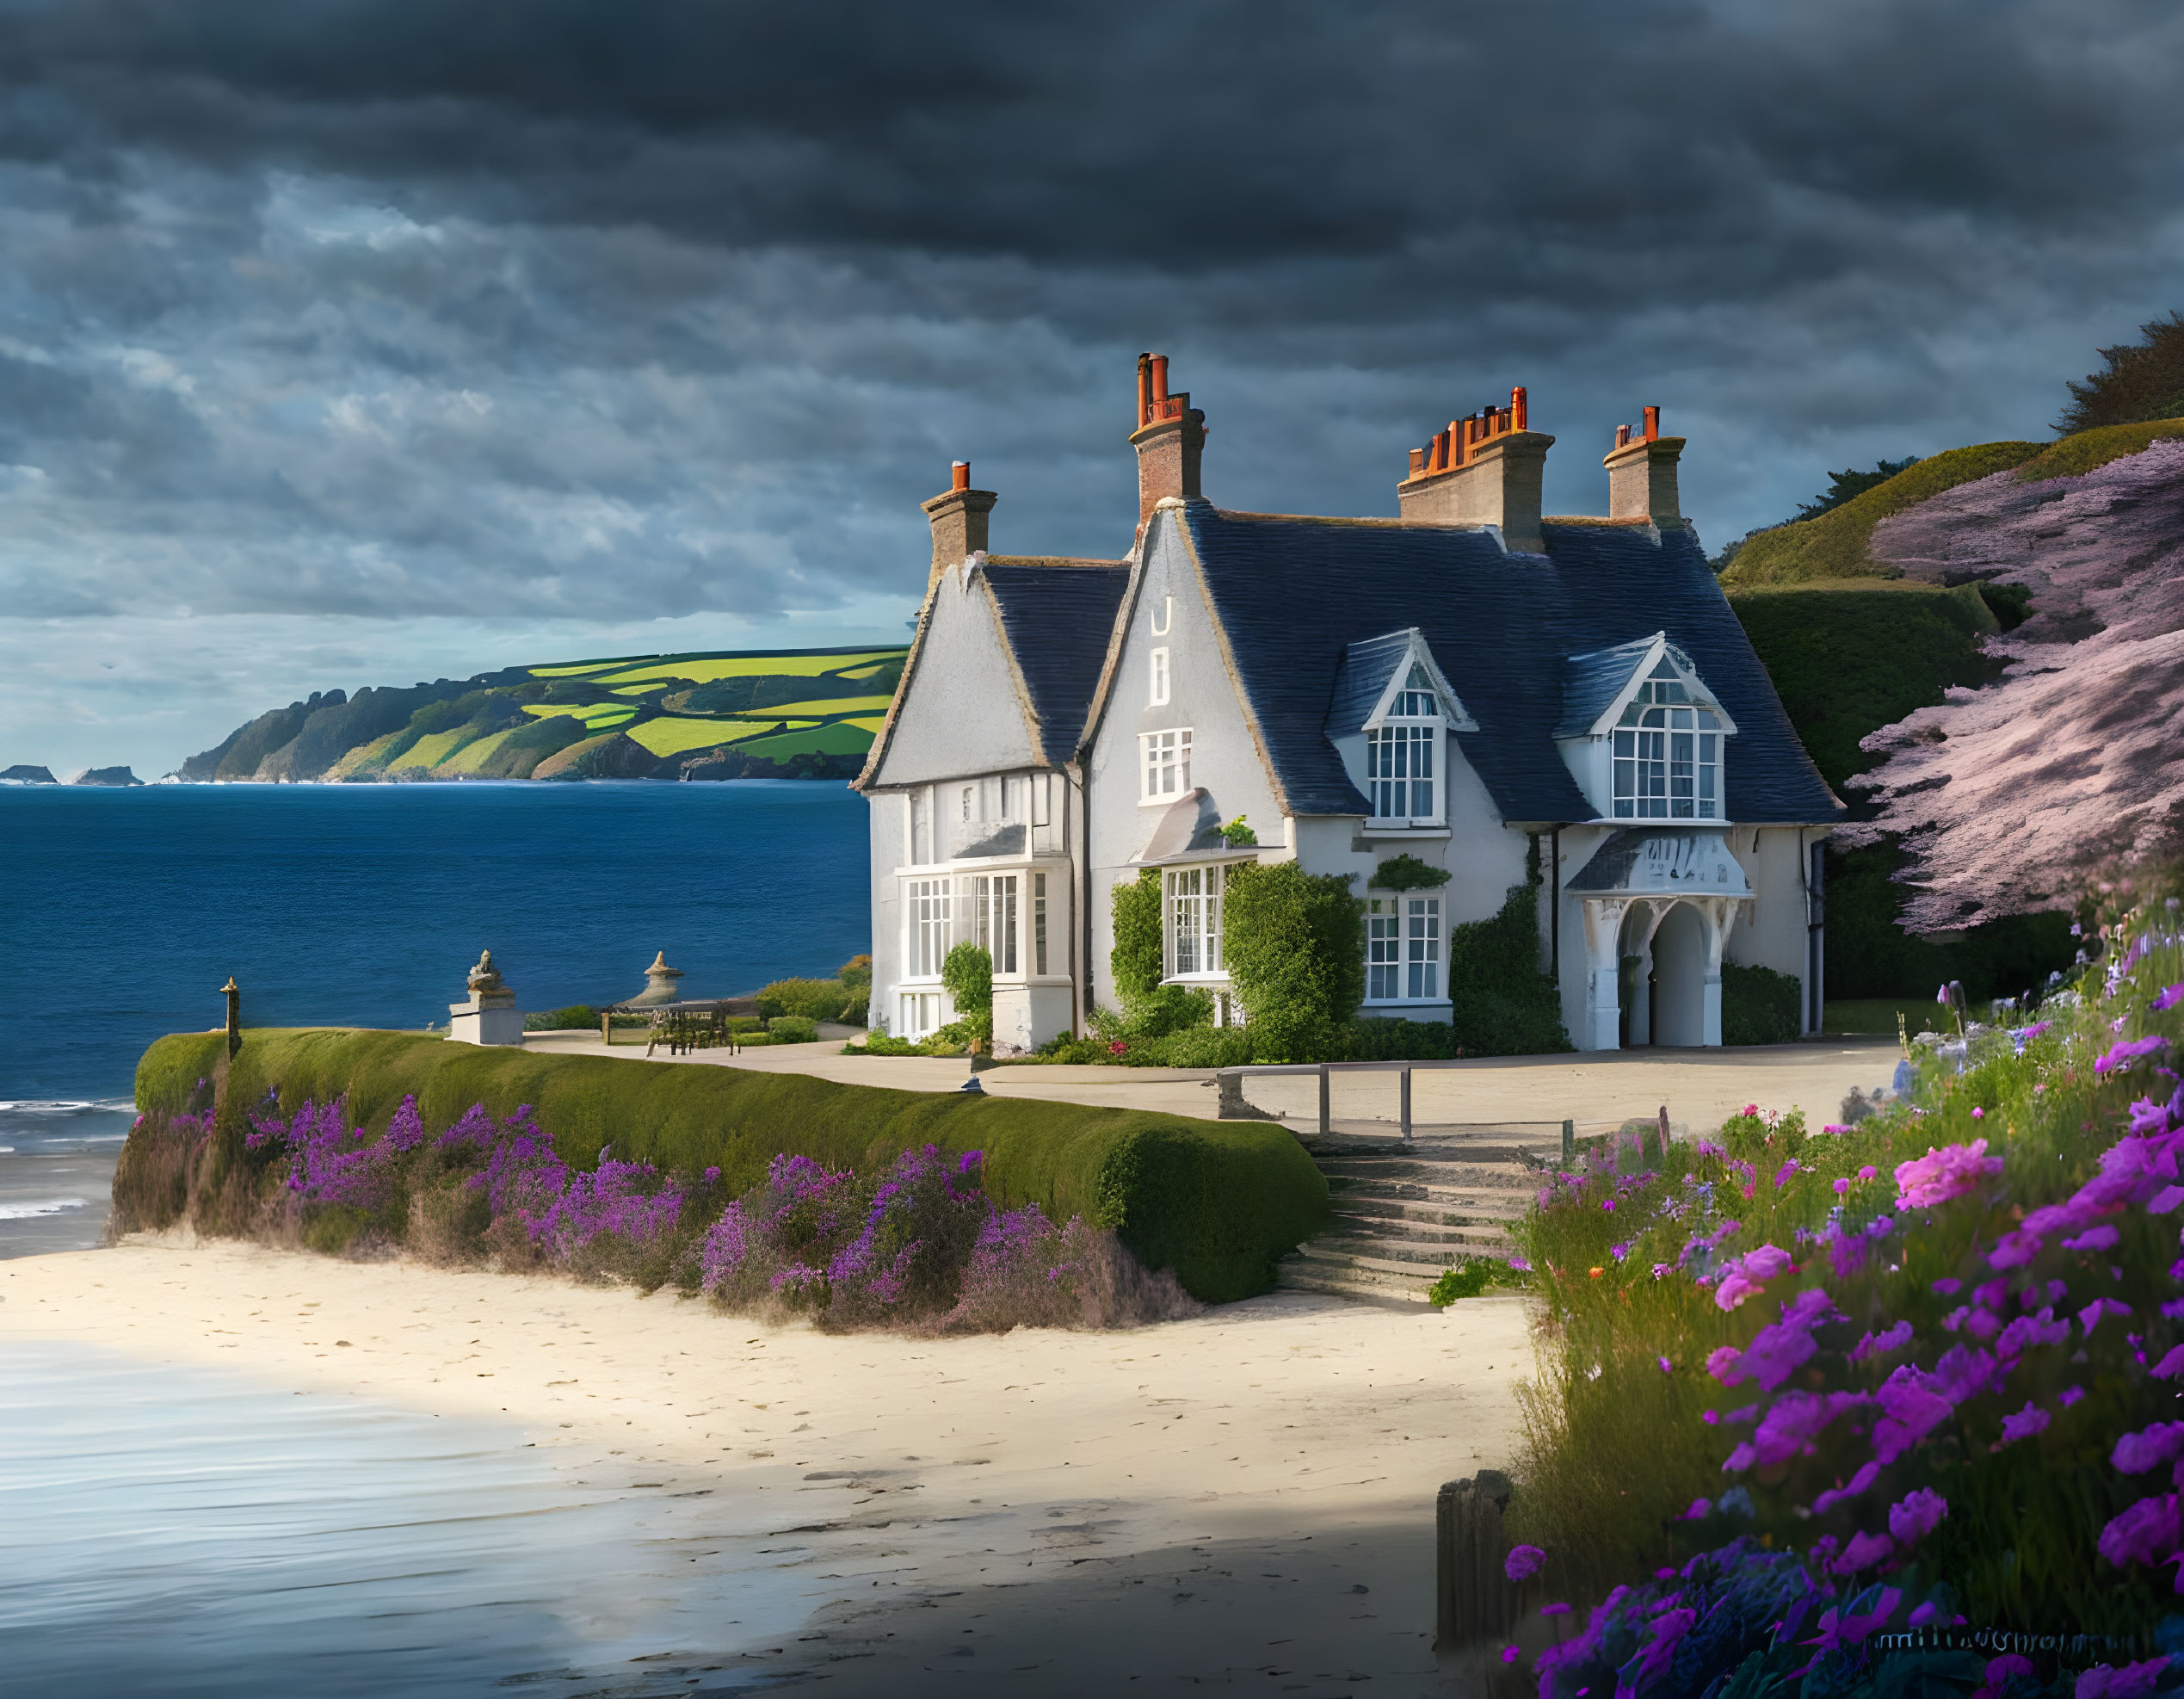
[854,356,1840,1053]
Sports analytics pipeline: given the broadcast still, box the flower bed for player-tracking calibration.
[1502,888,2184,1694]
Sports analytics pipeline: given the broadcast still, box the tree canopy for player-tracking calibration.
[2057,309,2184,434]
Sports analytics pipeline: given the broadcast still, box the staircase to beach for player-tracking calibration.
[1275,1131,1551,1305]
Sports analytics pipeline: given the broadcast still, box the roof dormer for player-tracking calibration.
[1557,632,1737,822]
[1325,629,1478,828]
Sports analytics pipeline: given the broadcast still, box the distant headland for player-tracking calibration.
[9,646,907,786]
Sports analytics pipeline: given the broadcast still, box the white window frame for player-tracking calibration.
[1149,646,1170,707]
[1610,663,1723,821]
[971,874,1020,977]
[1033,871,1050,977]
[1163,862,1231,981]
[904,876,952,979]
[1364,663,1447,828]
[1139,727,1193,804]
[1364,892,1442,1003]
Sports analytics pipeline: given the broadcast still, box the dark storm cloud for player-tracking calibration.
[3,0,2183,772]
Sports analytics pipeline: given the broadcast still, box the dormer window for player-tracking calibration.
[1367,664,1444,825]
[1613,663,1719,819]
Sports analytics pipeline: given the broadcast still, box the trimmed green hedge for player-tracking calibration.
[135,1029,1328,1304]
[1720,962,1802,1046]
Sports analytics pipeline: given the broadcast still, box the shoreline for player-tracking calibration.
[1,1236,1536,1693]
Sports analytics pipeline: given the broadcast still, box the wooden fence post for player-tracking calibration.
[1434,1469,1516,1651]
[1318,1065,1331,1137]
[1561,1117,1574,1165]
[1400,1066,1413,1141]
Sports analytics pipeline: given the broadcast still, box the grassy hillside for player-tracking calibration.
[178,645,907,783]
[1720,415,2184,587]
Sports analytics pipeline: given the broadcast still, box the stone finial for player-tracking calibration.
[630,950,686,1007]
[467,949,505,995]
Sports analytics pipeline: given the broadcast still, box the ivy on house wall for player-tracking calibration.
[1446,850,1573,1056]
[1221,862,1367,1063]
[1371,852,1452,892]
[1109,869,1165,1004]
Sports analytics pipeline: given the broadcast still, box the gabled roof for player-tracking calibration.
[1557,632,1734,738]
[1324,628,1478,738]
[1173,505,1841,824]
[981,561,1129,766]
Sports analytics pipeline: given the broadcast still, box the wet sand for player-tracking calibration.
[1,1238,1535,1696]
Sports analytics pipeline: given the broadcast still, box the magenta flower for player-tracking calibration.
[2062,1386,2087,1406]
[1987,1227,2045,1270]
[1858,1165,1878,1181]
[1832,1177,1851,1196]
[1971,1106,1985,1120]
[1894,1139,2004,1208]
[1539,1602,1570,1616]
[1656,1356,1673,1373]
[2155,983,2184,1012]
[1983,1653,2036,1686]
[2080,1296,2133,1336]
[2153,1346,2184,1381]
[1873,1368,1954,1464]
[1850,1320,1914,1362]
[1996,1402,2051,1445]
[1682,1498,1711,1520]
[1706,1345,1748,1385]
[2064,1224,2122,1252]
[1887,1487,1948,1545]
[1773,1160,1798,1188]
[1499,1646,1519,1665]
[1503,1543,1545,1583]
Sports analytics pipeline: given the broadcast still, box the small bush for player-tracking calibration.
[940,942,994,1051]
[1720,961,1802,1045]
[756,977,858,1022]
[1342,1016,1461,1061]
[766,1016,818,1044]
[1110,868,1166,1003]
[1428,1256,1520,1305]
[525,1005,600,1032]
[1157,1026,1255,1069]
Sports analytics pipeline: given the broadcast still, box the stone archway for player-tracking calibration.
[1569,830,1754,1052]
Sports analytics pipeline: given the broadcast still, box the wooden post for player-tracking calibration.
[1561,1117,1574,1165]
[1318,1065,1331,1137]
[221,977,241,1060]
[602,1010,611,1047]
[1657,1103,1670,1164]
[1434,1469,1516,1651]
[1400,1066,1413,1141]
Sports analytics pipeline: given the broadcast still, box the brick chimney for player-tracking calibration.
[1396,385,1552,553]
[1130,352,1206,528]
[1603,406,1687,529]
[922,459,997,590]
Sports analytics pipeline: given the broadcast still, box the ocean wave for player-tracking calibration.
[0,1100,135,1116]
[0,1198,88,1220]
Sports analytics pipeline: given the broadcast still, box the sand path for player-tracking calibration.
[527,1029,1903,1136]
[2,1239,1535,1695]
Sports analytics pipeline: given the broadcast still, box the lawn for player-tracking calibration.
[1822,997,1945,1037]
[626,715,818,757]
[588,651,902,687]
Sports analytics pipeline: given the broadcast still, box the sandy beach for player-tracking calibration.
[2,1237,1535,1695]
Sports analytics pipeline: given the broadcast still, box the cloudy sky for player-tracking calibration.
[3,0,2181,776]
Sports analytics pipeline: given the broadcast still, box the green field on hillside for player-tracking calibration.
[181,645,909,783]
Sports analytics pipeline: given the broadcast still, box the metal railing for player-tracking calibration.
[1216,1060,1579,1154]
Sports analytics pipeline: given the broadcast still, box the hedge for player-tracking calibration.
[134,1029,1329,1304]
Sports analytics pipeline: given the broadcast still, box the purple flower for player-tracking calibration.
[2153,1345,2184,1381]
[1811,1460,1880,1515]
[1656,1356,1673,1374]
[1873,1368,1954,1464]
[2077,1659,2175,1699]
[1773,1160,1798,1189]
[1888,1487,1948,1545]
[1894,1139,2004,1209]
[2095,1035,2169,1076]
[1539,1602,1571,1616]
[1987,1228,2045,1270]
[1830,1529,1895,1573]
[1934,1344,2005,1406]
[1832,1177,1851,1196]
[2079,1296,2133,1336]
[2097,1495,2181,1569]
[1503,1543,1545,1583]
[1706,1345,1747,1386]
[2061,1386,2087,1406]
[1995,1307,2070,1360]
[2064,1224,2122,1252]
[2113,1423,2184,1475]
[1850,1320,1914,1362]
[2156,984,2184,1013]
[1984,1653,2036,1686]
[1996,1402,2051,1445]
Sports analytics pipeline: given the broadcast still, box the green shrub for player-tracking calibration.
[838,953,873,992]
[1371,852,1451,892]
[1719,961,1802,1045]
[733,1031,774,1047]
[1109,868,1165,1003]
[756,977,857,1022]
[939,942,993,1051]
[1223,861,1366,1063]
[1157,1026,1255,1069]
[133,1029,1328,1302]
[766,1016,818,1044]
[1446,874,1571,1057]
[1342,1016,1461,1060]
[1428,1256,1520,1305]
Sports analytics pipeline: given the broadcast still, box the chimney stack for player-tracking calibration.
[1131,350,1206,528]
[1603,407,1687,530]
[922,460,997,590]
[1396,384,1553,552]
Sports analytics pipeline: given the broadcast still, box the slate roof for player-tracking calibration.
[1177,506,1842,825]
[980,560,1129,767]
[1323,631,1416,736]
[1557,636,1659,738]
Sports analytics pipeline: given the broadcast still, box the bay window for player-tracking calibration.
[906,877,952,978]
[972,874,1019,975]
[1164,863,1225,979]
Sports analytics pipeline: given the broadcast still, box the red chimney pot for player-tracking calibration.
[1644,405,1660,442]
[951,460,971,491]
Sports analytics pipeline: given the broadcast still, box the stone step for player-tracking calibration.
[1275,1261,1436,1305]
[1313,1155,1543,1182]
[1301,1233,1511,1273]
[1330,1188,1532,1221]
[1330,1208,1515,1243]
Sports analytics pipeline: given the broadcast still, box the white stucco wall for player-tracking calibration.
[1725,825,1823,1030]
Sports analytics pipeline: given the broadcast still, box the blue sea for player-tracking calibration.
[0,781,870,1255]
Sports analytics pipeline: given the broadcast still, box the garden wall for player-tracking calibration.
[133,1029,1328,1303]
